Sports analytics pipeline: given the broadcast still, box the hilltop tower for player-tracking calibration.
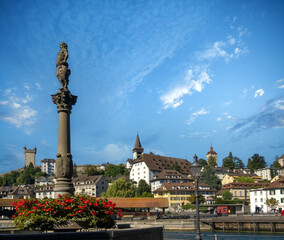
[24,146,36,167]
[206,145,217,166]
[133,134,144,160]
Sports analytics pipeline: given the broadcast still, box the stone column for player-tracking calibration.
[52,42,77,197]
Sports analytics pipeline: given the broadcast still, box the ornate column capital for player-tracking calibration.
[52,88,77,112]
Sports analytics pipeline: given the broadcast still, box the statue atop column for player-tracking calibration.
[52,42,77,197]
[56,42,70,89]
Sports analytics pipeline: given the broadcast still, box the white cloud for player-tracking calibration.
[160,68,211,109]
[241,86,255,97]
[186,108,210,125]
[275,100,284,110]
[254,89,264,97]
[81,143,132,164]
[35,83,42,91]
[276,79,284,89]
[0,88,37,134]
[217,117,222,121]
[197,25,248,63]
[222,101,232,107]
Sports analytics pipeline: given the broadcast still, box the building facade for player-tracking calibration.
[41,159,56,175]
[154,182,215,209]
[206,145,217,166]
[73,175,108,197]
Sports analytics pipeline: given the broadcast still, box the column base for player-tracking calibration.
[54,178,75,198]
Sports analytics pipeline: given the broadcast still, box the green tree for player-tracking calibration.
[199,165,221,190]
[247,154,267,172]
[187,194,205,204]
[104,164,129,177]
[235,176,254,183]
[266,197,279,210]
[136,179,152,197]
[234,157,245,169]
[102,177,136,198]
[198,158,208,167]
[207,156,217,167]
[222,152,235,170]
[169,162,181,173]
[83,165,104,176]
[222,190,233,200]
[271,158,281,169]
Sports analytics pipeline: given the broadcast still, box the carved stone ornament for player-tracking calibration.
[52,88,77,111]
[55,153,73,179]
[56,42,70,89]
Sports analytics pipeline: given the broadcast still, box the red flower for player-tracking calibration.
[54,211,57,214]
[119,209,122,212]
[105,211,110,214]
[58,194,62,198]
[12,215,16,218]
[70,214,74,217]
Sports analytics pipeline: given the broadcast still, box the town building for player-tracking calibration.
[35,185,55,199]
[250,177,284,213]
[221,172,262,185]
[206,145,217,166]
[218,182,269,202]
[24,146,36,167]
[7,186,35,199]
[254,167,282,181]
[214,167,232,180]
[72,175,108,197]
[150,169,190,192]
[153,182,215,209]
[41,159,55,175]
[278,154,284,167]
[129,134,191,185]
[35,176,55,186]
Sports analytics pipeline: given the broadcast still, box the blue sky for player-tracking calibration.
[0,0,283,174]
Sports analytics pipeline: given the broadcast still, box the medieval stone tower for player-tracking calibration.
[24,146,37,167]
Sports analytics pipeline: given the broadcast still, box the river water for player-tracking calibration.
[164,231,284,240]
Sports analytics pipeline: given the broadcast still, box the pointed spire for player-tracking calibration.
[134,133,142,149]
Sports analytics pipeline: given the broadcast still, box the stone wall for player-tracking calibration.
[0,227,163,240]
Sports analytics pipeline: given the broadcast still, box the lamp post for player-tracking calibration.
[190,154,202,240]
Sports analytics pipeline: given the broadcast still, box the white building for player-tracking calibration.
[35,185,55,199]
[73,175,108,197]
[129,135,192,186]
[35,176,55,186]
[150,169,190,192]
[254,167,282,181]
[41,159,56,175]
[250,177,284,213]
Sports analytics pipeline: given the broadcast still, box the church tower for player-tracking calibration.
[206,145,217,166]
[133,134,144,160]
[24,146,37,167]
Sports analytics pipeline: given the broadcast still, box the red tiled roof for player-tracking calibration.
[135,154,191,174]
[151,169,188,181]
[207,146,217,155]
[153,182,214,193]
[265,177,284,190]
[222,182,269,189]
[41,159,55,163]
[133,134,144,151]
[104,197,169,208]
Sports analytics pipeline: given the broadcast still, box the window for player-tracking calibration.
[260,191,263,195]
[260,198,263,202]
[281,198,284,203]
[255,198,257,203]
[281,189,284,194]
[270,190,275,195]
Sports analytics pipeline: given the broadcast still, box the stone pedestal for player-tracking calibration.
[52,43,77,197]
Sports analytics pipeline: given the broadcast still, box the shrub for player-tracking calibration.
[12,194,122,231]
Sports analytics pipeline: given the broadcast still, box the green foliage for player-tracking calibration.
[104,164,129,177]
[247,154,267,172]
[181,204,208,211]
[187,194,205,204]
[169,162,181,173]
[222,152,235,170]
[0,164,45,186]
[234,157,245,169]
[198,158,208,167]
[207,156,217,167]
[271,158,281,169]
[12,195,120,231]
[266,197,279,210]
[136,179,152,197]
[235,176,254,183]
[222,190,233,200]
[83,165,104,176]
[200,165,221,190]
[102,177,136,198]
